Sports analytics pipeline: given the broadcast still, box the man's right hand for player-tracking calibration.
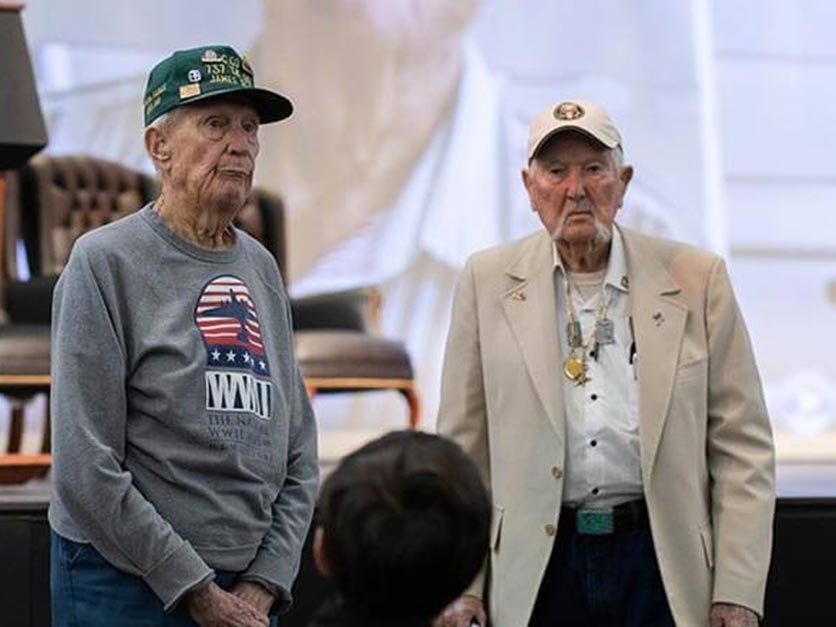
[434,595,487,627]
[185,582,269,627]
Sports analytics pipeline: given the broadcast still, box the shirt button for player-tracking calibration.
[592,487,600,495]
[552,466,563,479]
[590,393,598,401]
[590,440,597,447]
[545,524,556,536]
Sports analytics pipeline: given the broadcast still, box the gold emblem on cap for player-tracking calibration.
[179,83,201,100]
[554,102,585,121]
[201,49,221,63]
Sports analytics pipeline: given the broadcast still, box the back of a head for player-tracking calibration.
[317,430,491,622]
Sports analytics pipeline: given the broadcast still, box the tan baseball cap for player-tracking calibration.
[527,100,622,161]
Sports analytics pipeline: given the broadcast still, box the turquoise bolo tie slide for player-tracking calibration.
[576,508,615,535]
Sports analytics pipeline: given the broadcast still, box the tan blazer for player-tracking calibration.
[437,226,775,627]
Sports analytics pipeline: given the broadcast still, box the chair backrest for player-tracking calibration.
[14,154,287,283]
[18,155,154,277]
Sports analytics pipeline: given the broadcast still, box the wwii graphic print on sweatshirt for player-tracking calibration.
[197,275,273,435]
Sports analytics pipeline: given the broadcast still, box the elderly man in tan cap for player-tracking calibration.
[435,100,775,626]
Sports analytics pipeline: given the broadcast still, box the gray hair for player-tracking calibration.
[146,108,182,133]
[609,145,625,169]
[145,109,183,174]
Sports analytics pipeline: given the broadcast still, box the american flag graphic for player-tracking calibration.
[194,275,271,377]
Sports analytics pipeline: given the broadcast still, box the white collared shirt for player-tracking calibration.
[553,227,643,507]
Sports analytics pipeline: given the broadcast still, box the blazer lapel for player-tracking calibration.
[621,228,688,484]
[500,232,565,437]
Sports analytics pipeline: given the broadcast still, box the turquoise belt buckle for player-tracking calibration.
[576,508,614,535]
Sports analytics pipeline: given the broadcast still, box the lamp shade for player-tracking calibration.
[0,4,47,170]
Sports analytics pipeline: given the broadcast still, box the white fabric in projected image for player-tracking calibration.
[257,0,713,436]
[24,0,836,465]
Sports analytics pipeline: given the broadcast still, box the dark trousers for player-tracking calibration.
[528,515,675,627]
[51,531,278,627]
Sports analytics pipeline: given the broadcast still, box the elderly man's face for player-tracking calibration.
[522,132,632,245]
[159,97,260,211]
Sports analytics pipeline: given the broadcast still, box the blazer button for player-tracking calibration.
[545,524,556,536]
[552,466,563,479]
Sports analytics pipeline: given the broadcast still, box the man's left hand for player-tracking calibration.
[710,603,759,627]
[230,582,276,616]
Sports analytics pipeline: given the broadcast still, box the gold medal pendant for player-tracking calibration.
[563,355,589,386]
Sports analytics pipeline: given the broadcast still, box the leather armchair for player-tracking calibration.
[291,287,419,426]
[1,156,150,398]
[0,157,152,479]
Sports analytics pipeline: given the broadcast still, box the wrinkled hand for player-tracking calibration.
[186,582,269,627]
[434,595,487,627]
[710,603,759,627]
[230,581,276,616]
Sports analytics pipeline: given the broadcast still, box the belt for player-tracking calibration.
[559,499,649,535]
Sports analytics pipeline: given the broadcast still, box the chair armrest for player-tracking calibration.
[4,275,58,324]
[291,287,380,333]
[0,454,52,485]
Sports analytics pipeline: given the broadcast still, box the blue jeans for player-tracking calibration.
[51,531,278,627]
[528,521,675,626]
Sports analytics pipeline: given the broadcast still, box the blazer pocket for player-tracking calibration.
[491,505,504,553]
[698,517,714,569]
[677,356,707,383]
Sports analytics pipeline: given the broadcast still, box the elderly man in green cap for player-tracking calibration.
[49,45,317,627]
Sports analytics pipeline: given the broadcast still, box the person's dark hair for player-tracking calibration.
[317,430,491,622]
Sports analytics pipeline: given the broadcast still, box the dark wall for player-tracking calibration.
[763,499,836,626]
[0,499,833,627]
[0,502,331,627]
[0,507,51,627]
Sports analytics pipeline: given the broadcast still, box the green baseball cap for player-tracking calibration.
[143,44,293,127]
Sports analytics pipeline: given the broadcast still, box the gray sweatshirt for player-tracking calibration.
[49,205,319,612]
